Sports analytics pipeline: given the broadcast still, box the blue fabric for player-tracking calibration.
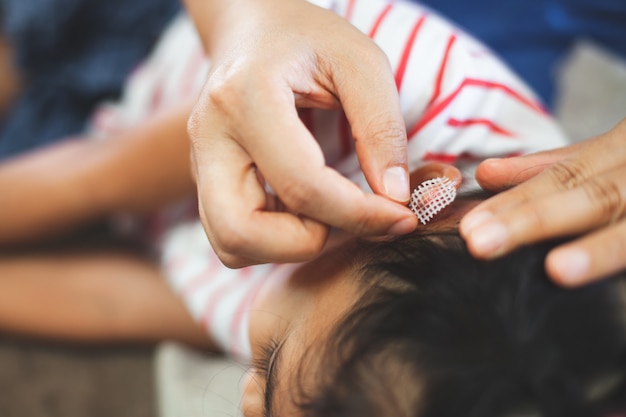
[416,0,626,107]
[0,0,180,159]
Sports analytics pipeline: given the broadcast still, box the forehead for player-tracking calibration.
[259,192,489,416]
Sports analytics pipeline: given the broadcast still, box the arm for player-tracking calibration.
[0,102,195,246]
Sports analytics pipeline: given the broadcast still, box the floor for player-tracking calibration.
[0,337,154,417]
[0,41,624,417]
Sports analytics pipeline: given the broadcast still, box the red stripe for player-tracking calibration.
[369,3,393,38]
[182,257,221,297]
[229,279,267,359]
[407,78,546,139]
[164,254,187,275]
[149,67,166,112]
[422,152,476,164]
[447,118,514,137]
[200,277,242,330]
[180,49,206,97]
[150,88,163,112]
[426,33,457,108]
[423,151,522,163]
[345,0,356,20]
[395,14,426,90]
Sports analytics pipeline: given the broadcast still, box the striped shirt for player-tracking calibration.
[90,0,569,362]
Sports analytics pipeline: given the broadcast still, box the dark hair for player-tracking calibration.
[296,231,626,417]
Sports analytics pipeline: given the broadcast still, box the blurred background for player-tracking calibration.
[0,0,625,416]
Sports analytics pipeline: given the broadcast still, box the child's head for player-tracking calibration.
[241,194,626,417]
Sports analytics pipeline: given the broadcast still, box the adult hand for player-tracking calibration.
[460,118,626,287]
[186,0,415,267]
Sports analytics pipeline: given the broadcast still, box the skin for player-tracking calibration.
[0,35,22,115]
[0,101,210,346]
[184,0,416,268]
[0,247,211,347]
[460,118,626,287]
[241,245,360,417]
[241,168,471,417]
[0,81,454,357]
[0,101,195,246]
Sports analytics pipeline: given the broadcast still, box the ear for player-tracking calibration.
[409,162,462,191]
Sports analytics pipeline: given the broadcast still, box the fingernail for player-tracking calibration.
[383,166,410,202]
[548,248,589,285]
[387,217,415,235]
[469,221,508,256]
[460,211,493,236]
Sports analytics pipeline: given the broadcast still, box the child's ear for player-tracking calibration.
[409,163,462,190]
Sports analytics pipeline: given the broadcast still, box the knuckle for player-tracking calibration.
[519,206,551,242]
[348,215,373,236]
[291,237,326,261]
[354,116,407,150]
[354,39,388,65]
[205,60,269,114]
[276,177,317,213]
[186,109,204,144]
[582,178,624,222]
[213,250,249,269]
[210,222,253,264]
[344,203,386,237]
[547,159,591,191]
[205,74,245,113]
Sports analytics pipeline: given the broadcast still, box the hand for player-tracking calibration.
[460,118,626,287]
[188,0,415,267]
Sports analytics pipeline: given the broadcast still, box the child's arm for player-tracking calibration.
[0,101,195,246]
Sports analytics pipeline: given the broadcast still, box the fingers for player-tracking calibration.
[475,144,579,192]
[476,119,626,195]
[546,218,626,287]
[464,127,625,234]
[191,88,415,267]
[460,118,626,285]
[331,45,410,204]
[187,0,417,266]
[235,84,416,238]
[462,163,626,258]
[192,124,330,268]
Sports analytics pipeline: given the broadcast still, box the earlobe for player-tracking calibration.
[409,162,462,191]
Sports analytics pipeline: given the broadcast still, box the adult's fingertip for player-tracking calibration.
[386,216,417,235]
[383,166,410,203]
[475,158,513,191]
[546,247,590,287]
[459,210,494,238]
[465,220,509,259]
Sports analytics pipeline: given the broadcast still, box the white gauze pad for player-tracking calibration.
[409,177,457,225]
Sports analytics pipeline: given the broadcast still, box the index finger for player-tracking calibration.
[192,127,331,267]
[462,136,623,236]
[240,85,417,238]
[333,45,411,204]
